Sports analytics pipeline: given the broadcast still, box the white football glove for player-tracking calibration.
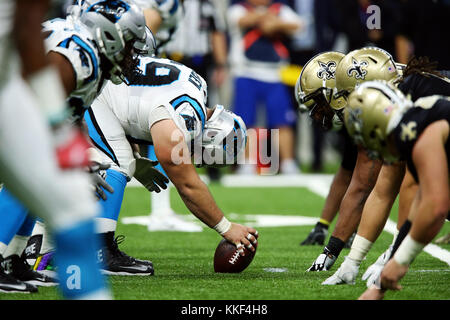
[133,152,169,193]
[307,247,337,272]
[362,245,393,288]
[322,256,359,285]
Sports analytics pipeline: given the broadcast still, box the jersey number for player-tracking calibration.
[129,62,181,86]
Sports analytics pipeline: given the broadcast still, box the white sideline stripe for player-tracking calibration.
[383,220,450,266]
[126,173,334,191]
[126,173,450,266]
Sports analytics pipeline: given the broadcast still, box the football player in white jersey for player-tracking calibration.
[0,0,150,297]
[85,55,258,275]
[133,0,200,233]
[0,0,110,297]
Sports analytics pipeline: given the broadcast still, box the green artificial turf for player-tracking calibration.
[1,185,449,301]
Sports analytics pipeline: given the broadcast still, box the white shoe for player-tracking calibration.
[235,164,257,175]
[280,159,300,175]
[147,211,203,232]
[322,256,360,285]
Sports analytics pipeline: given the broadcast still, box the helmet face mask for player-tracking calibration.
[197,105,247,168]
[295,51,346,130]
[306,88,336,130]
[344,80,413,163]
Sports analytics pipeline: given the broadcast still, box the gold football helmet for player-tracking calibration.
[343,80,413,162]
[295,51,347,130]
[335,47,400,101]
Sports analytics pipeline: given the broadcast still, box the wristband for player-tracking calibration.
[393,235,425,266]
[213,216,231,235]
[27,66,68,125]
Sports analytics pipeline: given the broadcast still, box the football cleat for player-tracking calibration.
[322,256,360,285]
[98,233,154,276]
[301,225,328,246]
[307,247,337,272]
[362,245,392,288]
[0,257,38,293]
[3,254,58,287]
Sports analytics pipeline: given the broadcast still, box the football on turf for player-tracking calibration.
[213,239,257,273]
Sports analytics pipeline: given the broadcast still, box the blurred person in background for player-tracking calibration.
[227,0,303,175]
[334,0,402,55]
[394,0,450,68]
[165,0,229,182]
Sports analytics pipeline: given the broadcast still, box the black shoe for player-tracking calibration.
[99,233,154,276]
[0,257,38,293]
[300,225,328,246]
[3,254,58,287]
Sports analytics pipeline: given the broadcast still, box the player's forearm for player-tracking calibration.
[14,0,50,78]
[175,176,224,228]
[143,8,163,33]
[409,194,448,244]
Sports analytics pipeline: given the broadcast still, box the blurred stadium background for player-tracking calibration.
[4,0,448,300]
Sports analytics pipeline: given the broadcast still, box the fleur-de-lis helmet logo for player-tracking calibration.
[347,58,368,80]
[317,61,337,80]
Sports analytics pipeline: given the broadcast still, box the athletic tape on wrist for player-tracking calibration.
[393,235,425,266]
[213,216,231,235]
[27,66,68,125]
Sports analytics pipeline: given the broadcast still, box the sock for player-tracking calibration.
[389,219,412,260]
[53,219,110,299]
[0,243,7,256]
[3,235,29,258]
[33,220,55,254]
[348,235,373,264]
[96,169,127,233]
[317,219,330,230]
[325,236,346,257]
[0,188,29,245]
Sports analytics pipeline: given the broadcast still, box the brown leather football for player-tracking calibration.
[213,239,257,273]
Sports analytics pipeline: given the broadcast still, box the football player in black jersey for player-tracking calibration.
[295,47,450,283]
[344,80,450,299]
[323,55,450,286]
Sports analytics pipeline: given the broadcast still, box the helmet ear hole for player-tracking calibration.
[104,31,115,41]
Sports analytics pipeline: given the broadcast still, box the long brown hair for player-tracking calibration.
[396,56,445,84]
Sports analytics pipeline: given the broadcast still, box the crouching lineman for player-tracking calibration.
[0,0,152,295]
[343,81,450,299]
[84,55,258,275]
[296,47,399,272]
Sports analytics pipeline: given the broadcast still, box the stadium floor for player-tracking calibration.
[1,174,449,301]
